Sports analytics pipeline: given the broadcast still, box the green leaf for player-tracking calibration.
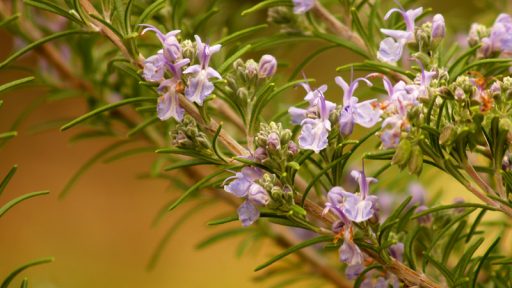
[472,237,500,288]
[1,257,53,288]
[192,7,220,35]
[447,44,481,75]
[212,123,228,162]
[167,169,228,211]
[24,0,81,24]
[215,24,268,45]
[103,147,156,163]
[217,44,252,74]
[411,203,494,220]
[0,191,49,217]
[288,45,336,81]
[19,278,28,288]
[147,200,214,270]
[196,228,248,249]
[135,0,165,27]
[454,58,512,77]
[422,253,455,285]
[0,77,34,94]
[0,14,19,28]
[127,116,158,137]
[466,209,486,243]
[59,141,131,198]
[241,0,292,16]
[207,215,239,226]
[254,235,332,271]
[0,131,17,140]
[60,97,155,131]
[163,160,215,172]
[0,165,18,197]
[313,31,369,59]
[0,30,91,69]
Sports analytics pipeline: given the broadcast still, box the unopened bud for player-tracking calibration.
[392,139,412,168]
[258,54,277,78]
[431,14,446,42]
[267,132,281,150]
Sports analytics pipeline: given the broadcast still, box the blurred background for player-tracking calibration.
[0,0,508,287]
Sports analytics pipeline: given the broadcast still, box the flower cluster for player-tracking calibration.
[289,75,381,153]
[468,13,512,58]
[140,26,222,121]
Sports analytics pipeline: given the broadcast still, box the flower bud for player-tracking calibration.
[454,87,465,101]
[258,54,277,78]
[408,145,423,175]
[267,7,293,25]
[245,59,258,79]
[392,139,412,168]
[439,124,456,146]
[254,147,268,162]
[490,82,501,97]
[267,132,281,150]
[478,37,492,58]
[180,39,195,60]
[468,23,489,46]
[431,14,446,42]
[415,205,432,225]
[287,141,299,156]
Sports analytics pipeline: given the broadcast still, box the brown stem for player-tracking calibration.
[311,2,366,52]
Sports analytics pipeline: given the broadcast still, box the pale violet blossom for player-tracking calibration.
[224,167,269,227]
[378,6,423,64]
[335,76,381,136]
[184,35,222,105]
[323,168,378,223]
[292,0,315,14]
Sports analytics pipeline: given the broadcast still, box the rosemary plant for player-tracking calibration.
[1,0,512,287]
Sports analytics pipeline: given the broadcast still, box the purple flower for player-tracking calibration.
[335,76,381,136]
[381,7,423,43]
[345,264,365,280]
[389,242,404,262]
[323,168,378,223]
[377,37,405,64]
[490,13,512,54]
[143,53,166,82]
[224,167,269,226]
[408,182,426,205]
[140,25,182,61]
[298,91,332,153]
[292,0,315,14]
[378,6,423,63]
[258,54,277,78]
[431,14,446,41]
[339,227,364,265]
[157,79,185,121]
[183,35,222,105]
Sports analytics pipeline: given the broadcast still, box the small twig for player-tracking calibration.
[311,2,366,52]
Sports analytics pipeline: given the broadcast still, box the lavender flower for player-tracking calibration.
[183,35,222,105]
[298,91,332,153]
[224,167,270,226]
[157,78,185,121]
[381,7,423,43]
[140,25,183,61]
[292,0,315,14]
[377,37,405,64]
[378,6,423,63]
[339,227,365,265]
[335,76,381,136]
[143,53,166,82]
[489,13,512,54]
[258,54,277,78]
[323,168,378,223]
